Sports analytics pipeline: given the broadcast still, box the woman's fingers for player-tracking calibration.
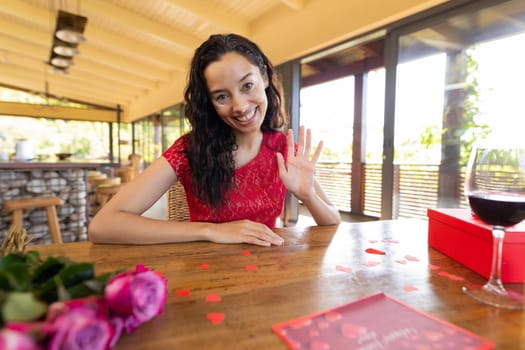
[311,139,323,165]
[286,129,295,160]
[215,221,284,246]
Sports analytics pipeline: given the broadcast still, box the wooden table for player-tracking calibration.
[30,220,524,349]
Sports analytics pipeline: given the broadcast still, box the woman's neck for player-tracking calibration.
[234,130,264,168]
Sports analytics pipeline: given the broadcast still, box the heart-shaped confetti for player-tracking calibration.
[428,264,440,270]
[174,289,190,297]
[205,293,222,302]
[245,265,258,271]
[403,285,418,292]
[438,271,464,281]
[199,263,210,270]
[206,313,224,325]
[365,248,386,255]
[336,265,352,273]
[404,255,420,262]
[240,250,251,256]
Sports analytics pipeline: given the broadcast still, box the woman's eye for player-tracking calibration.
[243,82,254,91]
[215,94,228,104]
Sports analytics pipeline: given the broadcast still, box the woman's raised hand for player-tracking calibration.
[276,126,323,201]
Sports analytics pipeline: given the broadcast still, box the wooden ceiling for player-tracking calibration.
[0,0,448,121]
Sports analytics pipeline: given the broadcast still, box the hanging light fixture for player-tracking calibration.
[56,28,86,44]
[48,10,87,73]
[53,39,80,56]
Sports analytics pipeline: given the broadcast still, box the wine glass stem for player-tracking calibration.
[487,226,506,294]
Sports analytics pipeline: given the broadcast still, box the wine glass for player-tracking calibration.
[462,145,525,310]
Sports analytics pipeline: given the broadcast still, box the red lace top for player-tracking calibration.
[162,131,288,227]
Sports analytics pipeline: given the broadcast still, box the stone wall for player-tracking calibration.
[0,168,89,244]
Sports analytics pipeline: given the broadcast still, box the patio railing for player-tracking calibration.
[315,162,469,220]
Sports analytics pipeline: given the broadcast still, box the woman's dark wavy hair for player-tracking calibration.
[183,33,286,210]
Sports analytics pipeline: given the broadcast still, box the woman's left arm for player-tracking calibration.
[276,126,341,225]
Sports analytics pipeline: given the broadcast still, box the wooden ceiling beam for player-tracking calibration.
[166,0,250,35]
[77,0,201,51]
[0,3,189,72]
[0,66,136,104]
[0,75,121,109]
[0,101,118,122]
[279,0,305,11]
[0,55,146,99]
[0,34,160,91]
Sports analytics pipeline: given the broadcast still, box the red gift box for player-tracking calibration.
[427,208,525,283]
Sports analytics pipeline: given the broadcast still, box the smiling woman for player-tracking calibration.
[88,33,341,247]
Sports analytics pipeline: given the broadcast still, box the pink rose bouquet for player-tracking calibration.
[0,247,167,350]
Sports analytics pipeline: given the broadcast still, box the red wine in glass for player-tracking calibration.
[462,146,525,310]
[468,193,525,227]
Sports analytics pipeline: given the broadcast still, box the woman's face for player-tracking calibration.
[204,52,268,135]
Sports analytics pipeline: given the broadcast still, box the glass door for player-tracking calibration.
[388,0,525,219]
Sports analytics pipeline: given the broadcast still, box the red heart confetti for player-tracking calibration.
[404,255,420,262]
[336,265,353,273]
[429,264,440,270]
[438,271,464,281]
[199,263,210,270]
[245,265,258,271]
[363,261,380,267]
[365,248,386,255]
[403,285,418,292]
[205,293,222,302]
[174,289,190,297]
[240,250,251,256]
[206,313,224,325]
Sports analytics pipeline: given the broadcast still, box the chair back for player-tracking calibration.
[167,181,190,222]
[3,196,64,244]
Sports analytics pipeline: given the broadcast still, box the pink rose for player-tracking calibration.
[0,329,42,350]
[104,264,167,333]
[46,297,116,350]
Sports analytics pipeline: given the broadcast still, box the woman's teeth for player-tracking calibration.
[237,109,256,122]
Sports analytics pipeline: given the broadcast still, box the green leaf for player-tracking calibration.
[2,292,47,322]
[0,263,31,291]
[31,256,64,286]
[59,263,94,287]
[0,254,26,269]
[37,262,94,303]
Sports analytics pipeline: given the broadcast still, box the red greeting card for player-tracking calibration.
[272,293,494,350]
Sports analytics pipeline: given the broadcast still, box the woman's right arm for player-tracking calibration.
[88,157,283,246]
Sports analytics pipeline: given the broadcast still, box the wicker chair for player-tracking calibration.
[167,181,190,222]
